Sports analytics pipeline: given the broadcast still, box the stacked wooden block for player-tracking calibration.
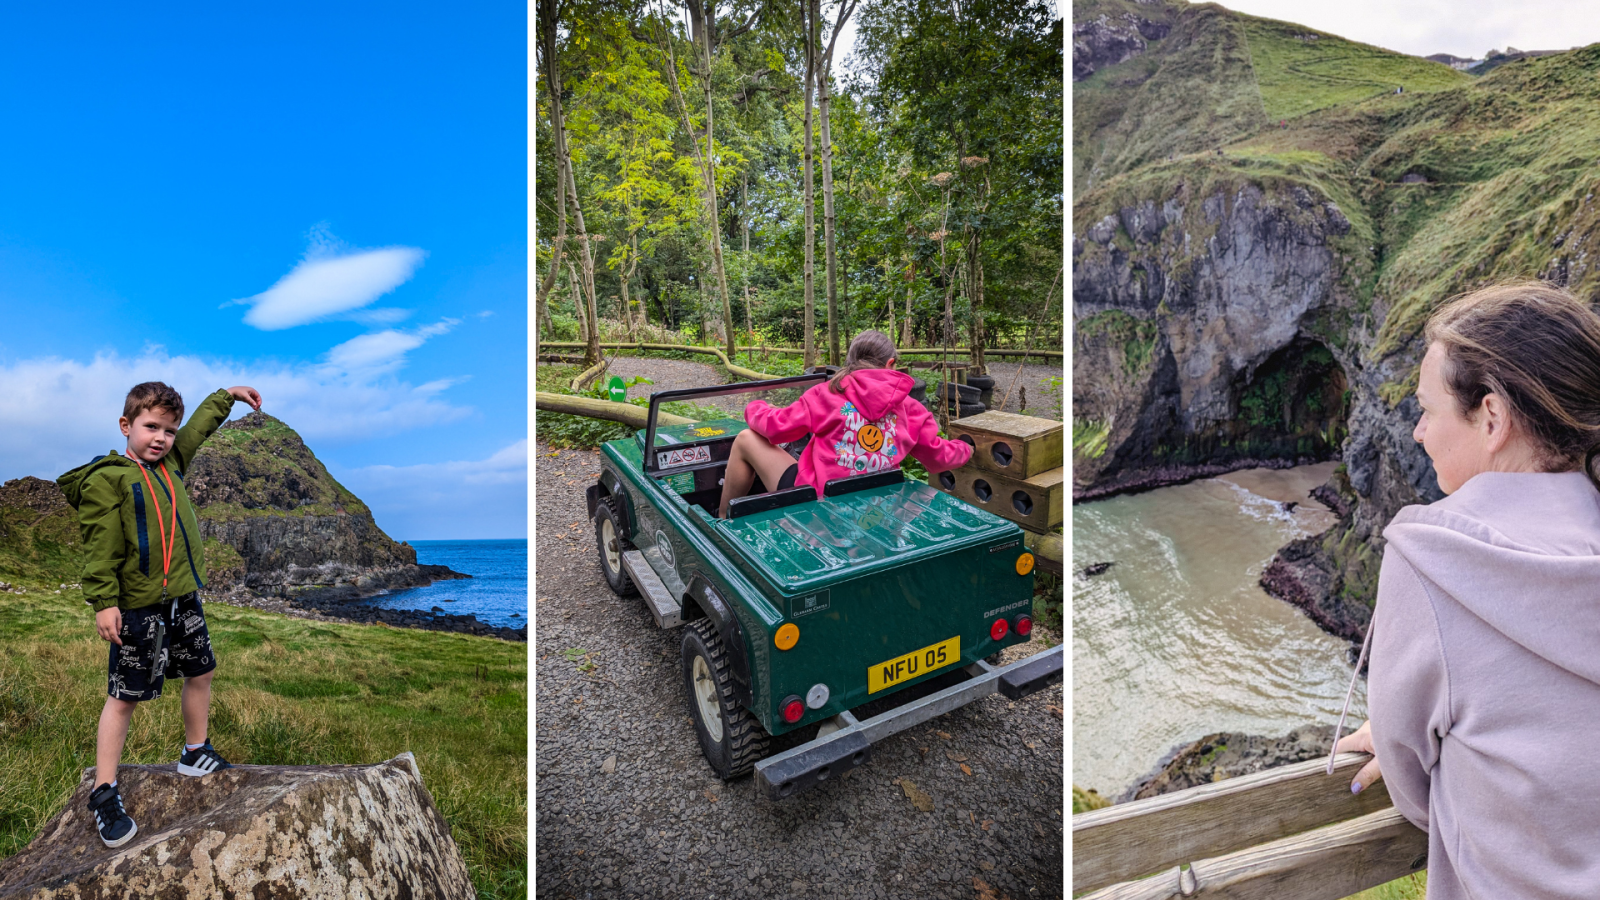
[934,410,1064,534]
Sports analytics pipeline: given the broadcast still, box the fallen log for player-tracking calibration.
[535,392,695,429]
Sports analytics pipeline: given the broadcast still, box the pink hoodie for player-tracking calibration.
[743,368,973,496]
[1370,469,1600,900]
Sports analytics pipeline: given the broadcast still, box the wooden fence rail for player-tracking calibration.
[1074,753,1426,899]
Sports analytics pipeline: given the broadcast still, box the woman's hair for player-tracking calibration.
[829,330,898,393]
[1423,280,1600,488]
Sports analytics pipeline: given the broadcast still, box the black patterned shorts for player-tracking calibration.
[107,592,216,702]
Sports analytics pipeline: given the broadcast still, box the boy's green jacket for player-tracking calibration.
[56,389,238,613]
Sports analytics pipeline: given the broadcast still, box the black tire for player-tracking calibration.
[593,499,637,597]
[908,377,927,404]
[934,382,982,404]
[956,401,986,419]
[681,619,770,779]
[966,374,995,392]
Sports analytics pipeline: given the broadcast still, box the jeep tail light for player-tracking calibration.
[781,695,806,724]
[1014,614,1033,638]
[990,618,1009,642]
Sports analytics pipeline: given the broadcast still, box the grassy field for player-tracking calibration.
[0,584,527,898]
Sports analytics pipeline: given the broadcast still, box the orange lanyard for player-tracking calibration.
[135,460,178,597]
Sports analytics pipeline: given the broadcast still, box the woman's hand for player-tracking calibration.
[96,607,123,646]
[228,386,262,410]
[1336,719,1383,794]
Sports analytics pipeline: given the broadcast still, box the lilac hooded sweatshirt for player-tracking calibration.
[1370,469,1600,899]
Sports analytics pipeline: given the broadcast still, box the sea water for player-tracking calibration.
[1072,462,1366,797]
[362,539,528,629]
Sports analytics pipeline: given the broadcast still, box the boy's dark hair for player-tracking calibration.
[123,382,185,423]
[829,330,898,393]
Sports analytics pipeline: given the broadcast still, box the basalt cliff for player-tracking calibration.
[0,412,506,637]
[185,411,464,600]
[1073,0,1600,637]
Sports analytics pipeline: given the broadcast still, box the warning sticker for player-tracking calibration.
[657,445,712,469]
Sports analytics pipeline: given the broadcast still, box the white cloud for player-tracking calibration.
[324,319,459,373]
[332,441,528,539]
[0,348,472,480]
[240,245,426,331]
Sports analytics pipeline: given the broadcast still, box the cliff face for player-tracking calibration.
[186,411,452,598]
[1074,0,1600,633]
[0,413,459,602]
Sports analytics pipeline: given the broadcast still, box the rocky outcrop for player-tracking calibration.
[187,412,466,600]
[1074,180,1359,496]
[1129,725,1334,801]
[1073,6,1172,82]
[0,753,474,899]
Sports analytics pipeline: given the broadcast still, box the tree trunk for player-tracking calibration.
[968,230,986,375]
[570,259,587,345]
[801,0,818,369]
[655,5,736,364]
[535,1,572,361]
[624,232,641,340]
[885,261,896,344]
[695,3,738,364]
[817,0,857,366]
[742,170,753,355]
[903,259,915,349]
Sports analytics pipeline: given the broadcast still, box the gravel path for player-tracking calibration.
[983,363,1064,419]
[533,440,1064,900]
[604,357,747,416]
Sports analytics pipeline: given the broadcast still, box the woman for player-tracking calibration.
[1335,281,1600,898]
[716,330,972,517]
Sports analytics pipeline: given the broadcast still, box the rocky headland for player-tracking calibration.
[0,412,523,641]
[1073,0,1600,643]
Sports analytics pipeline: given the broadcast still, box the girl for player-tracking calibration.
[1334,281,1600,898]
[717,330,973,518]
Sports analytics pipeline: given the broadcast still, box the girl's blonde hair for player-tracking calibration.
[829,330,898,393]
[1423,280,1600,489]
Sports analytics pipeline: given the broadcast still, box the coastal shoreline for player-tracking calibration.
[1072,452,1339,503]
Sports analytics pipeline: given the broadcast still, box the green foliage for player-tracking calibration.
[1073,419,1111,460]
[1344,873,1427,900]
[1033,567,1063,637]
[0,588,525,897]
[1239,15,1467,122]
[541,0,1064,358]
[1078,309,1158,375]
[1072,785,1111,813]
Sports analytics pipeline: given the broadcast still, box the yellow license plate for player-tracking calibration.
[868,636,961,694]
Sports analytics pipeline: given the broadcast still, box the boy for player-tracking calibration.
[57,381,261,847]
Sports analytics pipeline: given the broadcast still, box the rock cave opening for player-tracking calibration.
[1225,337,1349,463]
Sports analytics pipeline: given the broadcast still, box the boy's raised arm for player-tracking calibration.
[78,474,127,613]
[170,387,259,473]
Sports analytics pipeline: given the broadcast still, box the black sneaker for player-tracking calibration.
[87,782,138,848]
[177,741,234,777]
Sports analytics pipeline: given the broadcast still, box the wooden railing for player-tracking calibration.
[1073,754,1427,899]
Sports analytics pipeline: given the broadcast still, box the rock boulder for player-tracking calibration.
[0,753,474,900]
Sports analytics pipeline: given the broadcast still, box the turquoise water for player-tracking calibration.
[1072,464,1365,797]
[364,539,528,629]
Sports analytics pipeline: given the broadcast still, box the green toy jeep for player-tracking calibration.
[584,374,1062,799]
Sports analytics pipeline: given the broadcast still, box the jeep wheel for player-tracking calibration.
[681,619,770,779]
[594,499,637,597]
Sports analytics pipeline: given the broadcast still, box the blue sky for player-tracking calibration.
[0,2,526,540]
